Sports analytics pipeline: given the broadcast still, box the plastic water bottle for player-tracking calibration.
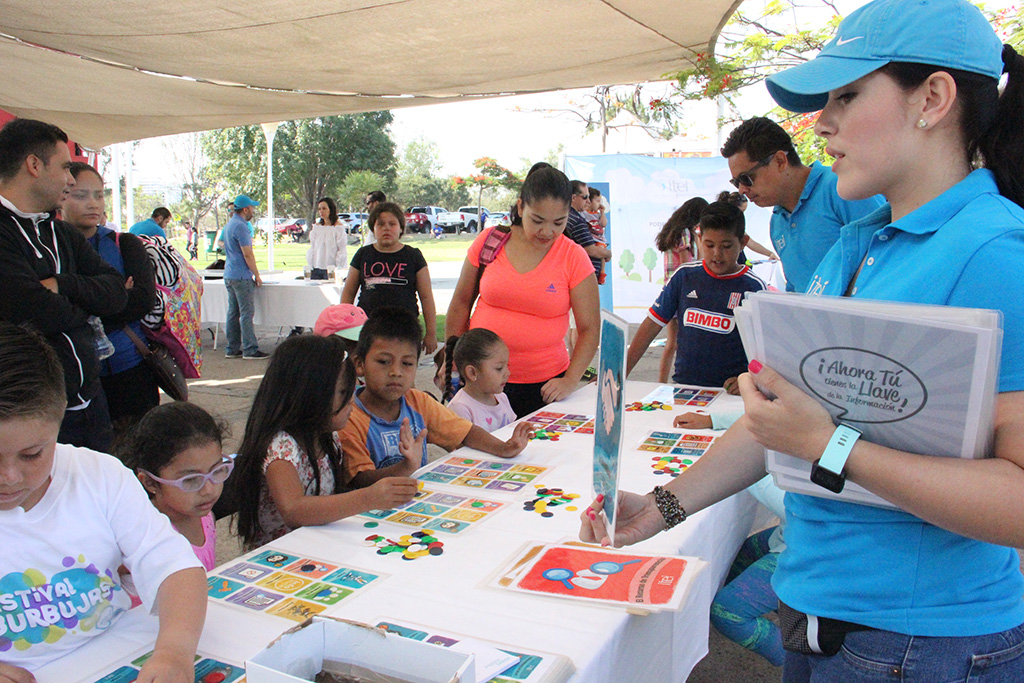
[89,316,115,360]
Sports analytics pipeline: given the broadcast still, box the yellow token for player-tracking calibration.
[566,506,578,512]
[661,404,672,410]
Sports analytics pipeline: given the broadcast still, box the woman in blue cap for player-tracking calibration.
[581,0,1024,679]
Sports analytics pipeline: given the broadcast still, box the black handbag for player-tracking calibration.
[123,326,189,401]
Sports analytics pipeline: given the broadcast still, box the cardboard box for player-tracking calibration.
[246,616,475,683]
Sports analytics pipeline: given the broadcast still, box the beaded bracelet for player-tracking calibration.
[651,485,687,529]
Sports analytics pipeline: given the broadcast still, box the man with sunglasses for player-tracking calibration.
[721,117,882,292]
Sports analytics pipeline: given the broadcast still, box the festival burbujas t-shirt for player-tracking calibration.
[648,261,767,387]
[350,244,426,317]
[0,445,200,669]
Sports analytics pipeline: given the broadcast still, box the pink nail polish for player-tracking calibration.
[596,494,605,503]
[748,359,763,374]
[587,510,596,520]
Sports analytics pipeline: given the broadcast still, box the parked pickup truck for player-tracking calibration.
[404,206,446,234]
[437,206,489,234]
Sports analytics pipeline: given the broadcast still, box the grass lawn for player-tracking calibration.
[172,232,478,273]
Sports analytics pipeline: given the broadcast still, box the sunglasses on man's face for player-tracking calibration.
[729,152,777,189]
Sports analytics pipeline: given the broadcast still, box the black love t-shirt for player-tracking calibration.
[350,244,427,317]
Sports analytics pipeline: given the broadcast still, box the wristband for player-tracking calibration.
[810,424,862,494]
[651,485,687,528]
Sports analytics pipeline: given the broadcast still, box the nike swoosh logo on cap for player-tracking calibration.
[836,36,864,46]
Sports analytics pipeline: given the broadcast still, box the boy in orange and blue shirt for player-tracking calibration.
[339,307,533,487]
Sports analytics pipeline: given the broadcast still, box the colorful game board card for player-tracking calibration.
[492,542,706,613]
[283,558,339,578]
[637,430,717,476]
[266,597,327,622]
[416,457,554,492]
[360,482,510,534]
[523,411,596,437]
[206,576,244,598]
[248,550,299,568]
[208,548,385,622]
[91,650,240,683]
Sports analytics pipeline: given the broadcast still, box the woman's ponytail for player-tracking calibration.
[978,44,1024,207]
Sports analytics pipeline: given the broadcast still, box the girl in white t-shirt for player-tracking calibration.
[445,329,517,432]
[233,334,419,549]
[0,323,206,679]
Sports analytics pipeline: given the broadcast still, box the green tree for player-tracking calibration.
[202,113,396,226]
[394,137,453,207]
[451,157,522,226]
[641,247,658,282]
[338,170,387,211]
[671,1,1024,163]
[619,250,636,280]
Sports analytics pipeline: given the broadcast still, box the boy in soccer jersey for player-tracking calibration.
[626,201,767,394]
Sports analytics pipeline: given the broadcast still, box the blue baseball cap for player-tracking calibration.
[766,0,1003,113]
[233,194,259,209]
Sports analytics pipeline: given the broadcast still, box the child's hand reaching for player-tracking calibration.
[0,662,35,683]
[723,376,741,395]
[365,477,419,510]
[673,412,712,430]
[398,418,427,473]
[497,421,534,458]
[136,648,194,683]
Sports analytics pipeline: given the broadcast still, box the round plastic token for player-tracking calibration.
[363,521,379,528]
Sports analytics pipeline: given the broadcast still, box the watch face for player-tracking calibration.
[810,460,846,494]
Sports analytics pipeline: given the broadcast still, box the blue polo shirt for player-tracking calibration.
[223,213,254,280]
[771,161,882,293]
[778,169,1024,636]
[128,217,167,239]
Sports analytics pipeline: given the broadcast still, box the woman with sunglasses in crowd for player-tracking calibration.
[583,1,1024,679]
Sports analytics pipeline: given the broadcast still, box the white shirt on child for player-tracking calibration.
[447,390,516,432]
[0,444,200,670]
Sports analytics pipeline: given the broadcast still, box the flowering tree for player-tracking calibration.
[451,157,522,222]
[672,1,1022,163]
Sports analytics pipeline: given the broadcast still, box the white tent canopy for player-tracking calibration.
[1,0,741,148]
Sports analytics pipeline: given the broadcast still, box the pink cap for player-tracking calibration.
[314,304,367,341]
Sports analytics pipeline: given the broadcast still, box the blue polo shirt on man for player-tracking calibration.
[128,217,166,239]
[223,213,253,280]
[778,169,1024,637]
[771,161,882,293]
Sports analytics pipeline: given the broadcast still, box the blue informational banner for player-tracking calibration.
[564,154,781,322]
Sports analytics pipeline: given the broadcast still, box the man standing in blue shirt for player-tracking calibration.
[223,194,267,359]
[721,117,882,293]
[128,206,171,238]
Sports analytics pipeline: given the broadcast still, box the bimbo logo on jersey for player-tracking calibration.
[683,308,734,334]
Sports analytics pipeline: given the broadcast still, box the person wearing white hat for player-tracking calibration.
[582,0,1024,679]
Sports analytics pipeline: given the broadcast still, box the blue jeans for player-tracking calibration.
[224,277,258,355]
[783,623,1024,682]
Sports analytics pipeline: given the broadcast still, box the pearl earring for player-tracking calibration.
[916,119,928,129]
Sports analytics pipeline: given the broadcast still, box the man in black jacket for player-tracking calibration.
[0,118,127,451]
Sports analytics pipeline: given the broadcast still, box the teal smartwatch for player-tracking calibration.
[810,424,862,493]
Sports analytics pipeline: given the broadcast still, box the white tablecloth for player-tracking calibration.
[36,382,760,683]
[201,274,342,329]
